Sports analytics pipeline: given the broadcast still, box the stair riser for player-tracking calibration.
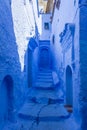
[38,75,52,78]
[36,81,53,83]
[18,111,69,121]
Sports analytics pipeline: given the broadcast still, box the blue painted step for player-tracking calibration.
[35,69,53,90]
[18,103,69,121]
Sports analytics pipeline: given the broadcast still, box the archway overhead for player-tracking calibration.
[39,47,50,68]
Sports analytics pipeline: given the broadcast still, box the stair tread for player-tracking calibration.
[28,87,63,100]
[18,103,68,119]
[38,75,52,79]
[36,80,53,84]
[38,74,52,77]
[39,69,52,72]
[35,82,53,87]
[37,78,53,82]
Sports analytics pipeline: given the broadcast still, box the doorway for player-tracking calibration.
[65,66,73,112]
[39,48,50,69]
[0,75,13,123]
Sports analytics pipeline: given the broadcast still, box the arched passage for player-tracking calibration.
[65,66,73,109]
[39,47,50,69]
[0,75,13,122]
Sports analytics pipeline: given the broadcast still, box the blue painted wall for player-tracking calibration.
[0,0,39,129]
[39,40,51,69]
[80,5,87,130]
[0,0,22,128]
[50,0,81,126]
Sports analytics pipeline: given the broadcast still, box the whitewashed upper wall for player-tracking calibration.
[39,14,51,40]
[51,0,79,69]
[11,0,39,71]
[52,0,78,34]
[50,0,80,120]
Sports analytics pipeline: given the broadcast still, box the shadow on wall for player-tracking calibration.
[24,37,39,88]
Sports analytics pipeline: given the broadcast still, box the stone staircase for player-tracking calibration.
[26,69,64,104]
[34,69,54,90]
[18,69,66,121]
[3,69,78,130]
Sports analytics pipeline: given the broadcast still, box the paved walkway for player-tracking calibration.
[3,69,79,130]
[3,103,79,130]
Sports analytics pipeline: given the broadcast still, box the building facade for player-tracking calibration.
[50,0,87,129]
[0,0,87,129]
[0,0,39,129]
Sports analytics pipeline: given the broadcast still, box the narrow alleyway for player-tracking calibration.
[3,67,78,130]
[0,0,87,129]
[2,7,79,130]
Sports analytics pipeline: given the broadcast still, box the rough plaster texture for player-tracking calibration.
[0,0,39,129]
[0,0,87,129]
[0,0,22,129]
[51,0,79,71]
[50,0,81,125]
[39,14,51,40]
[11,0,39,88]
[79,5,87,130]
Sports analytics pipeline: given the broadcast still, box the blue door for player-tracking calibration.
[40,48,50,68]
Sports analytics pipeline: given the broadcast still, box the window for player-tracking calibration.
[44,22,49,30]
